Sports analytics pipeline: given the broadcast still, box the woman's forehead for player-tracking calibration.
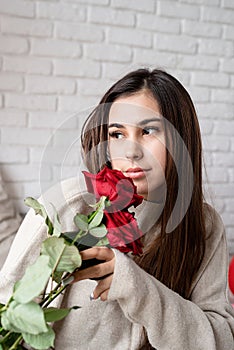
[109,99,161,126]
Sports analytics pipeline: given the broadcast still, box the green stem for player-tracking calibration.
[39,281,63,307]
[71,230,84,245]
[41,275,51,302]
[0,306,7,314]
[0,330,12,344]
[8,335,23,350]
[51,246,66,276]
[43,285,67,308]
[1,296,13,313]
[88,211,96,223]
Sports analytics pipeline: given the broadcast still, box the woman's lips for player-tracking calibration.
[124,168,148,179]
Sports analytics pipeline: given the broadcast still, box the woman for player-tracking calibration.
[0,69,233,349]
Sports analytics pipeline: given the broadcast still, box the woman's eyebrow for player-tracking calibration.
[108,118,162,129]
[138,117,162,126]
[108,123,125,129]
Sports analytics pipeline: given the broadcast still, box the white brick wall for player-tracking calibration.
[0,0,233,257]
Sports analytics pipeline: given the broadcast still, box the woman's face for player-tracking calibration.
[108,91,166,201]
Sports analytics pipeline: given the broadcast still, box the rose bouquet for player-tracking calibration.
[0,167,143,350]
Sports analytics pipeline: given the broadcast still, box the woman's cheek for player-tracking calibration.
[108,143,125,167]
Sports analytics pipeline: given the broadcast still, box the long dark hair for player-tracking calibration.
[81,69,206,349]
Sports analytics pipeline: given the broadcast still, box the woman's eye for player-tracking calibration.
[142,127,160,135]
[108,131,124,139]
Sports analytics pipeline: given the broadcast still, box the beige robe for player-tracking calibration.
[0,177,233,349]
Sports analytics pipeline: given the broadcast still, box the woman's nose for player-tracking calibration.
[125,140,143,160]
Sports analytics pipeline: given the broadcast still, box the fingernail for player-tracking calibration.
[90,292,101,301]
[62,276,74,286]
[90,292,95,301]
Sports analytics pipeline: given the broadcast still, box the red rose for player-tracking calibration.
[82,166,144,255]
[83,166,143,211]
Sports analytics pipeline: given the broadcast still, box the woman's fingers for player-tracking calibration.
[67,247,115,301]
[80,247,114,261]
[72,247,115,282]
[73,260,114,281]
[93,274,113,300]
[99,289,109,301]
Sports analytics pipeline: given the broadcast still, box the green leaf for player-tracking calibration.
[24,197,54,236]
[89,224,107,238]
[14,255,52,304]
[24,197,47,219]
[105,199,111,208]
[0,303,6,315]
[59,245,82,272]
[52,270,64,284]
[89,196,110,211]
[96,196,106,210]
[88,210,103,229]
[61,231,79,245]
[102,196,111,208]
[95,236,110,247]
[45,216,53,236]
[43,307,71,323]
[50,203,61,237]
[41,237,82,273]
[1,311,13,332]
[41,237,65,271]
[74,213,88,231]
[22,325,55,350]
[2,301,47,335]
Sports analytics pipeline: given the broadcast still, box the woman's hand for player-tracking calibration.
[72,247,115,301]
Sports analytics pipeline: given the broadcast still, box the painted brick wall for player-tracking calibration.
[0,0,233,255]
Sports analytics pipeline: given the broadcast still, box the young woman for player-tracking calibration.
[0,69,233,349]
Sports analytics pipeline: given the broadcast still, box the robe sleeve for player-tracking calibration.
[108,207,234,350]
[0,208,47,303]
